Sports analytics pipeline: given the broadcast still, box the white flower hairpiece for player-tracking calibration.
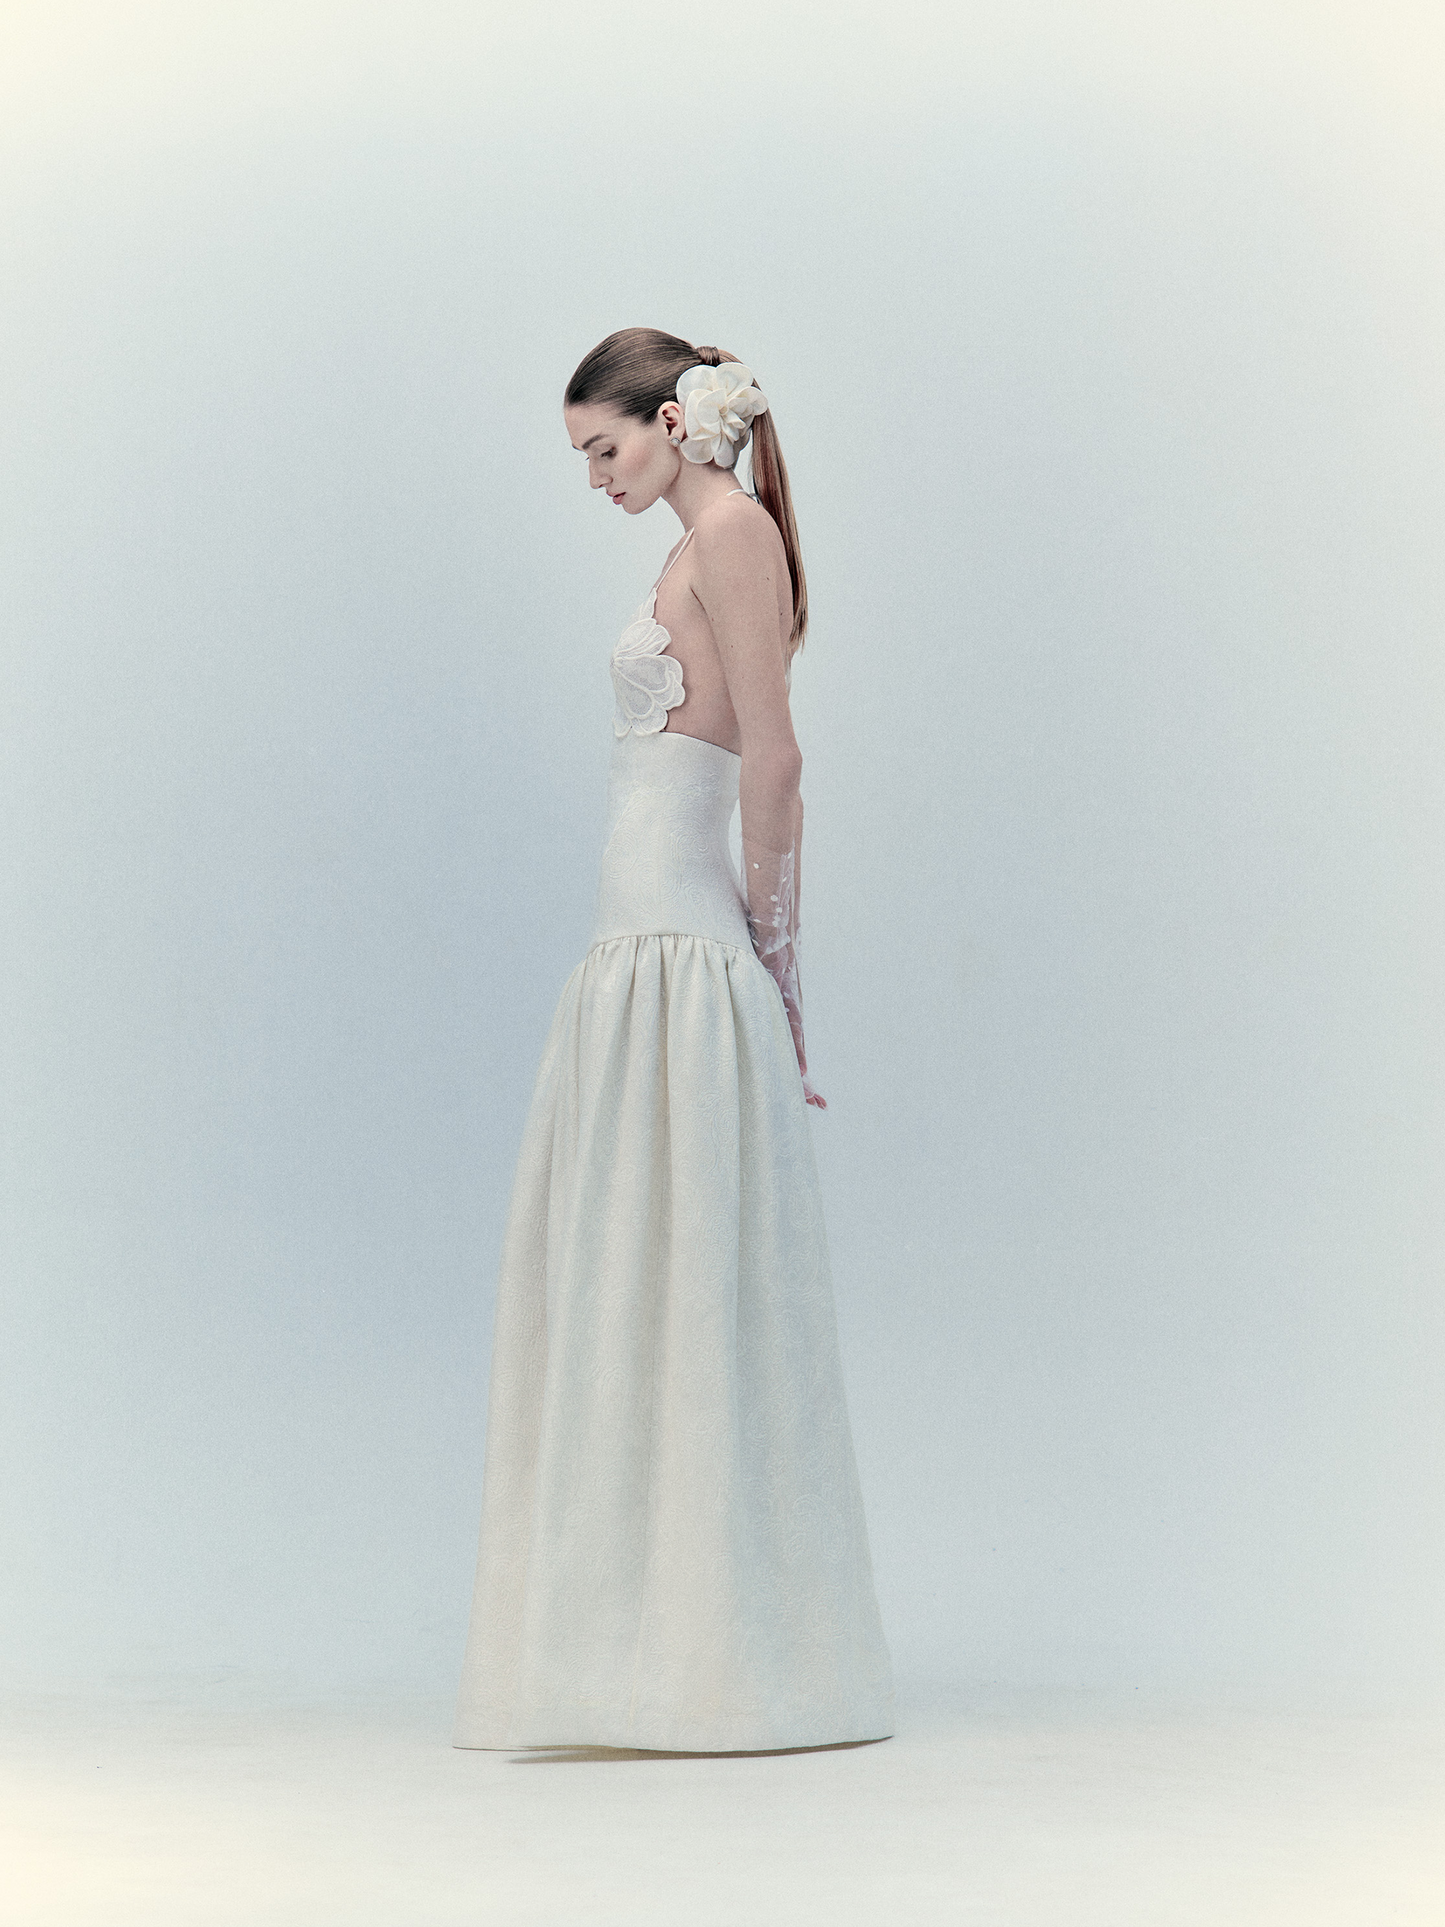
[675,363,769,469]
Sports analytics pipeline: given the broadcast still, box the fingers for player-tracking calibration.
[801,1068,826,1109]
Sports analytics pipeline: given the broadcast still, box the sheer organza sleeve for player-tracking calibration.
[743,798,825,1110]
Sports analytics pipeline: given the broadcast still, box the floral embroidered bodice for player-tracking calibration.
[610,528,694,739]
[610,491,792,739]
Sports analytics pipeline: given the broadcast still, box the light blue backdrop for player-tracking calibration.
[2,1,1441,1700]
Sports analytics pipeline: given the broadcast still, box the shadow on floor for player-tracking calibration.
[509,1736,892,1764]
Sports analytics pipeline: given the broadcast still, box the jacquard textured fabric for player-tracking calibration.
[453,560,893,1755]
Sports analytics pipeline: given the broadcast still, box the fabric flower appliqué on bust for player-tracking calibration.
[677,364,769,470]
[611,605,685,737]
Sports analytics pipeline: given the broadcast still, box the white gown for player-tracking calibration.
[453,531,894,1752]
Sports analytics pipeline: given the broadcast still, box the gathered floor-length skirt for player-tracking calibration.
[453,728,894,1753]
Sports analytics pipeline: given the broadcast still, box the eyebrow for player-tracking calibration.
[579,433,610,451]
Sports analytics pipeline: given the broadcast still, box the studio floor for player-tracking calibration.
[4,1681,1442,1925]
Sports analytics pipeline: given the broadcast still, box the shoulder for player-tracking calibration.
[690,491,785,576]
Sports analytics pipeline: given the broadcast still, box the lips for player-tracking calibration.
[610,493,625,504]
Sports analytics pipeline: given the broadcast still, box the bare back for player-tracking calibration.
[654,494,794,757]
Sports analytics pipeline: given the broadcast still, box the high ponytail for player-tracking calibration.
[566,328,810,654]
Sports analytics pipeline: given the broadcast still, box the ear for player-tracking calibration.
[658,400,683,440]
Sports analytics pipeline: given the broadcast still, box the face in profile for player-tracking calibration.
[564,402,677,514]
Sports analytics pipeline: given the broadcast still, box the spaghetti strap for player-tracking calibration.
[649,526,694,597]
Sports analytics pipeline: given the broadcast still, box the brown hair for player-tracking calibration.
[565,327,809,652]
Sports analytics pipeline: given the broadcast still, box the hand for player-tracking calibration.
[786,1008,826,1110]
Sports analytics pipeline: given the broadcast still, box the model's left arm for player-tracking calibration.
[692,505,824,1110]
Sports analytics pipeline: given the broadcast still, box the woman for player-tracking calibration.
[453,329,893,1753]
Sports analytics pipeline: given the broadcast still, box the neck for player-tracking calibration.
[661,458,747,532]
